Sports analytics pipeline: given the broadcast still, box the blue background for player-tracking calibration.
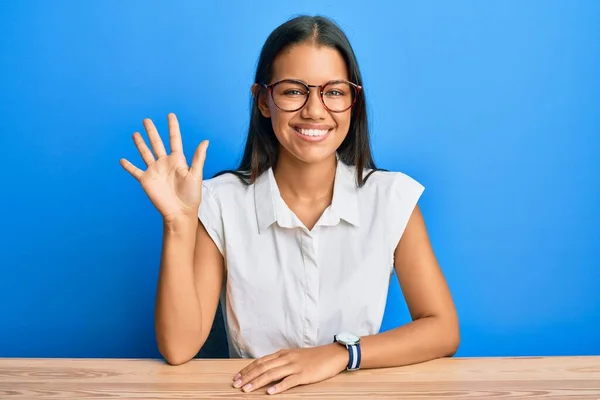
[1,0,598,358]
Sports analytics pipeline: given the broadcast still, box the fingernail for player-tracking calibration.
[233,373,240,381]
[268,387,276,395]
[233,379,242,388]
[242,383,252,392]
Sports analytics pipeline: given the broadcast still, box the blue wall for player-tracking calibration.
[1,0,598,358]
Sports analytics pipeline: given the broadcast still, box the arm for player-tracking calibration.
[120,114,224,366]
[357,204,460,368]
[154,216,225,365]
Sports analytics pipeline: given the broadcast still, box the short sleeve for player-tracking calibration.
[198,183,225,256]
[388,172,425,250]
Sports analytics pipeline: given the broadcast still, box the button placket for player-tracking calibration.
[300,229,319,347]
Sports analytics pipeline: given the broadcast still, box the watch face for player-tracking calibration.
[336,332,360,345]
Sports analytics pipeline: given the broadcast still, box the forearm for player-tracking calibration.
[154,217,203,364]
[359,315,459,369]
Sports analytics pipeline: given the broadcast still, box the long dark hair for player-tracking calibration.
[214,15,380,186]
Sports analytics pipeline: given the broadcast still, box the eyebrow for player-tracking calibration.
[271,77,350,85]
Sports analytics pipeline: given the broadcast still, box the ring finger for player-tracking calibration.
[132,132,155,166]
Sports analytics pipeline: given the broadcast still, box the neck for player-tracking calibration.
[273,152,337,203]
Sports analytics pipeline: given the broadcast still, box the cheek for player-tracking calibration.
[270,109,295,135]
[334,113,352,133]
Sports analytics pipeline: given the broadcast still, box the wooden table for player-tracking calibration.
[1,356,599,399]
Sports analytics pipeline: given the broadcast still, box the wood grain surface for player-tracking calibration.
[1,356,599,399]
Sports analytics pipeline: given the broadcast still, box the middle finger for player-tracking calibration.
[235,356,289,388]
[244,364,296,393]
[143,118,167,158]
[235,351,281,381]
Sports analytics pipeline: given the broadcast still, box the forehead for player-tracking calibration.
[271,43,349,84]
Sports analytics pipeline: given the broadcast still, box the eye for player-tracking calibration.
[325,89,344,97]
[283,89,306,96]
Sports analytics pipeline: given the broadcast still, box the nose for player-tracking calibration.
[300,87,327,119]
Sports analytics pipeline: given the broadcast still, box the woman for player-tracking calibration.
[120,15,459,396]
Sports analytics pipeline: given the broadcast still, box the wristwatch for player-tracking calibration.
[333,332,361,371]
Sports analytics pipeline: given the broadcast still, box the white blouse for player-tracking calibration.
[198,159,424,359]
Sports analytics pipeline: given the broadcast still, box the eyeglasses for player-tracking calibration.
[261,79,362,113]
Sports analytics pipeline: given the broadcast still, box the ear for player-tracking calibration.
[252,83,271,118]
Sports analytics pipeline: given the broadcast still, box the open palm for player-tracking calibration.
[120,113,209,222]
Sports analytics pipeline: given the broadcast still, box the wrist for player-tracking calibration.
[327,343,350,373]
[163,215,198,235]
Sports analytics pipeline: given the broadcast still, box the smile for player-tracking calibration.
[295,128,330,137]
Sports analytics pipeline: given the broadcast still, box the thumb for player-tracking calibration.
[190,140,209,181]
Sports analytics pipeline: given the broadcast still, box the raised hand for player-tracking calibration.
[120,113,209,223]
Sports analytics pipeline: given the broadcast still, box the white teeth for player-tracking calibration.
[297,128,329,137]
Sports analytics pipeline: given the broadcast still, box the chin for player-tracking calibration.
[286,147,338,165]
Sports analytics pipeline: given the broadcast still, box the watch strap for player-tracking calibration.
[333,334,362,371]
[347,342,361,370]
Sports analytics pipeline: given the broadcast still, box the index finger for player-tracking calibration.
[168,113,183,153]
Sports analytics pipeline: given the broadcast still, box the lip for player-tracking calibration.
[293,126,332,143]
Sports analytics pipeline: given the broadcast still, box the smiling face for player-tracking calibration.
[255,42,352,166]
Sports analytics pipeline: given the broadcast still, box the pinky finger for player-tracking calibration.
[120,158,143,180]
[267,374,300,395]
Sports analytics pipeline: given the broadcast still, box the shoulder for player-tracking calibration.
[357,167,425,249]
[358,166,425,199]
[198,171,255,254]
[201,171,252,201]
